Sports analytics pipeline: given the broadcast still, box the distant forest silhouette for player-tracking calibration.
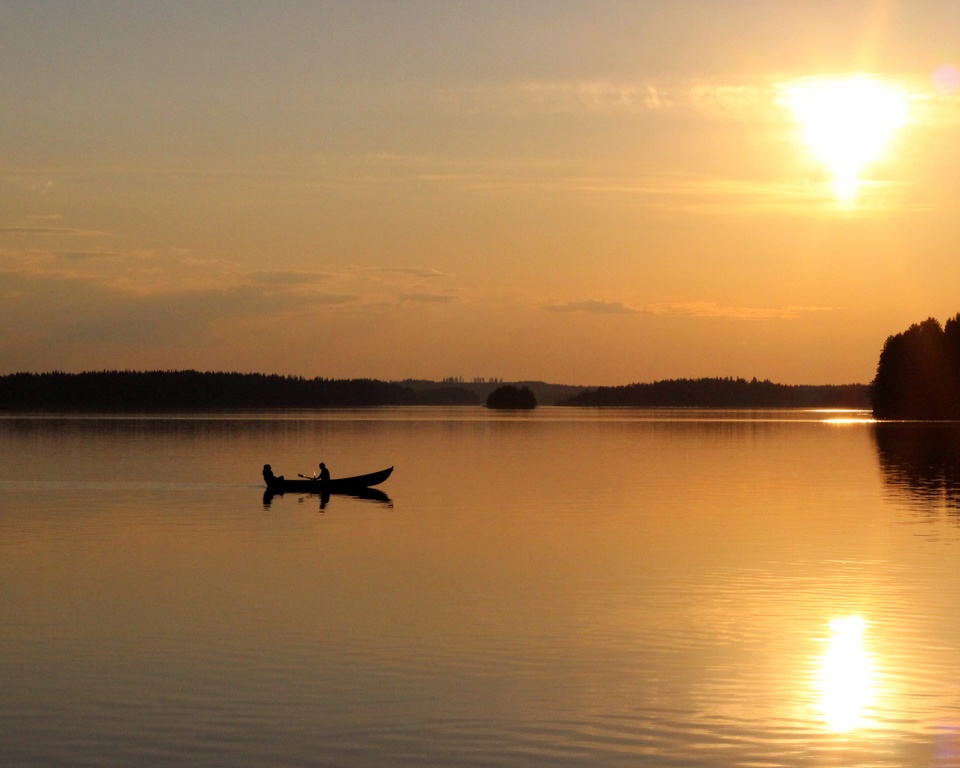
[559,377,870,408]
[872,314,960,420]
[0,371,479,411]
[0,371,872,412]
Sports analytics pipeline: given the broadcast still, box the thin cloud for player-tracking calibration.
[500,175,916,216]
[61,287,356,345]
[642,302,831,319]
[901,88,960,127]
[447,80,684,116]
[544,300,639,315]
[327,161,868,215]
[399,292,456,304]
[0,226,110,236]
[360,266,450,279]
[544,300,831,319]
[59,251,127,261]
[0,268,359,348]
[445,73,944,127]
[446,77,782,119]
[246,269,334,286]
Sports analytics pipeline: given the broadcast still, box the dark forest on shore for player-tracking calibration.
[0,371,478,411]
[0,370,870,412]
[871,313,960,419]
[558,378,870,408]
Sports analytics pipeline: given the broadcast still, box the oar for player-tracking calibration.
[297,473,319,480]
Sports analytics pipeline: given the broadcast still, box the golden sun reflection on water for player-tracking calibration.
[815,616,876,733]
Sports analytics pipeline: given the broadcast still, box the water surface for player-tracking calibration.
[2,408,960,767]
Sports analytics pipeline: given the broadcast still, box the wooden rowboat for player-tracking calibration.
[264,466,393,494]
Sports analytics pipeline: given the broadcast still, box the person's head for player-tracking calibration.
[319,462,326,468]
[263,464,271,472]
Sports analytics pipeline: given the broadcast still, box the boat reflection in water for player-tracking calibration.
[815,616,876,733]
[262,486,392,511]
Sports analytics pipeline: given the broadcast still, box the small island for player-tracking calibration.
[486,385,537,410]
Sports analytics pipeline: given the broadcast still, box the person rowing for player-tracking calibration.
[297,462,331,482]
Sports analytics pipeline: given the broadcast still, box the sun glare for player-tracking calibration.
[782,76,910,203]
[815,616,876,732]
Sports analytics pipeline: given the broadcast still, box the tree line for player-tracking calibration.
[22,363,951,413]
[559,377,870,408]
[0,371,479,411]
[0,371,879,411]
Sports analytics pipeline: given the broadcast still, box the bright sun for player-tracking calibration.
[782,76,910,203]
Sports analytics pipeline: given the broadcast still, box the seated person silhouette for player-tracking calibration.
[262,464,283,485]
[318,462,331,483]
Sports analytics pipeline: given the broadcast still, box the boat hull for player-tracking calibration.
[265,466,393,493]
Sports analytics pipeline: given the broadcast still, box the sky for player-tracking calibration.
[3,0,960,385]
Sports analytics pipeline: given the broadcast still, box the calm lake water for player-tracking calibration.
[3,407,960,767]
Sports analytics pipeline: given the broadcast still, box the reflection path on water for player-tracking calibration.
[816,616,875,733]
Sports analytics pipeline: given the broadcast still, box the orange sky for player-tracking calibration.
[3,1,960,385]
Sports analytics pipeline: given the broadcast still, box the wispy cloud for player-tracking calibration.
[0,268,358,348]
[59,251,128,261]
[0,247,225,287]
[443,77,789,120]
[399,292,456,304]
[643,302,832,319]
[246,269,334,286]
[0,249,470,352]
[61,286,358,345]
[304,151,910,216]
[444,73,944,122]
[452,81,667,115]
[0,226,110,236]
[544,300,639,315]
[359,266,451,279]
[544,300,831,319]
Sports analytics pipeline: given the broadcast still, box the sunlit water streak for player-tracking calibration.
[2,410,960,767]
[815,616,875,732]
